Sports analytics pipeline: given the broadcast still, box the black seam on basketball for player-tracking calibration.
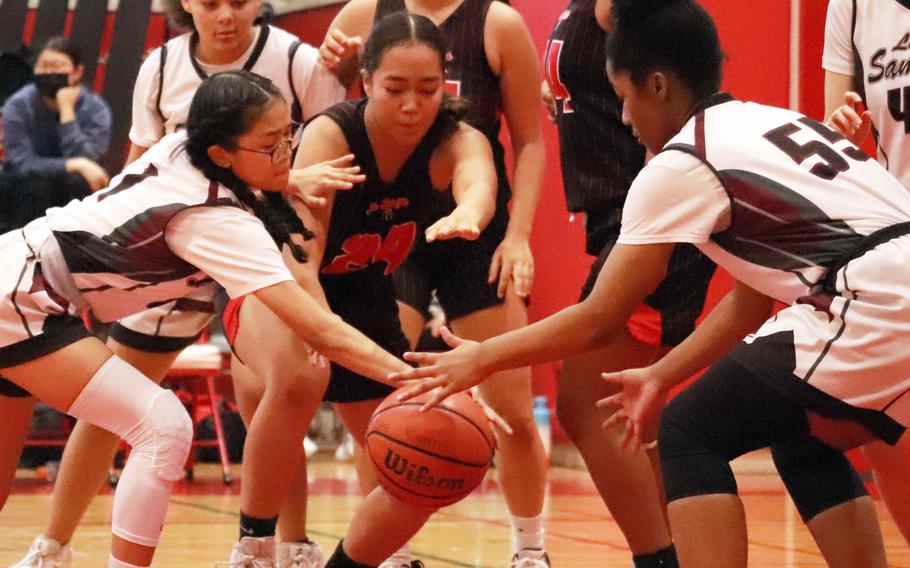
[372,402,495,453]
[366,431,490,468]
[366,448,474,502]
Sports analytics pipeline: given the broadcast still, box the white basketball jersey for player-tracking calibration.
[823,0,910,188]
[660,94,910,305]
[129,25,344,147]
[25,133,289,322]
[623,95,910,431]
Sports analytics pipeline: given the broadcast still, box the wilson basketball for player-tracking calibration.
[366,389,495,508]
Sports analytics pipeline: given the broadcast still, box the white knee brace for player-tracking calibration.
[68,356,193,548]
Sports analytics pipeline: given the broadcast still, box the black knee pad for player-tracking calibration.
[771,437,868,523]
[659,395,739,503]
[0,377,31,398]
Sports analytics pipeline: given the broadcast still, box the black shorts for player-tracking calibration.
[322,275,404,404]
[579,207,624,256]
[580,241,716,347]
[394,208,509,321]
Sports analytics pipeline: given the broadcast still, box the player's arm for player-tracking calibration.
[821,0,870,145]
[425,123,497,243]
[479,242,673,368]
[647,280,771,389]
[252,280,410,381]
[125,49,164,166]
[125,143,151,166]
[391,242,674,406]
[319,0,376,87]
[169,206,410,383]
[486,2,545,298]
[600,279,773,451]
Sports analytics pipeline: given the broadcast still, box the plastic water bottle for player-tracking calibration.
[36,460,59,483]
[533,395,552,461]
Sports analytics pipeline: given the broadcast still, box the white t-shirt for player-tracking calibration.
[129,25,345,147]
[823,0,910,188]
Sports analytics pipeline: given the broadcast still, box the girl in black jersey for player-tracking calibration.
[318,3,550,566]
[221,13,497,567]
[0,70,417,568]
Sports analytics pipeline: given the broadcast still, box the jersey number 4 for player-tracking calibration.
[888,86,910,133]
[764,117,870,180]
[322,222,417,276]
[544,40,573,114]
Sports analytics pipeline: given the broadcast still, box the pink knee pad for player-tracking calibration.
[68,356,193,548]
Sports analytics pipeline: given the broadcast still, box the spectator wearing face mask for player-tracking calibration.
[1,36,112,227]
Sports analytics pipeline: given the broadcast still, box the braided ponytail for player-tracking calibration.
[183,70,312,263]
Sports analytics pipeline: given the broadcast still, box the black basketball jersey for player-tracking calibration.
[545,0,645,221]
[375,0,510,207]
[318,99,454,281]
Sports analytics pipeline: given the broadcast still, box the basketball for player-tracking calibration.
[366,389,496,508]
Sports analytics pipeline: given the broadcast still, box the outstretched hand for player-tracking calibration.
[287,155,365,208]
[387,326,491,410]
[597,366,668,453]
[425,209,481,243]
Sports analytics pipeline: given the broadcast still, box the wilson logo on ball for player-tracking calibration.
[383,449,467,491]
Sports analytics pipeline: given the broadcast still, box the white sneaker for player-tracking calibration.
[276,541,324,568]
[510,549,551,568]
[219,536,276,567]
[333,432,354,462]
[303,436,319,458]
[9,535,72,568]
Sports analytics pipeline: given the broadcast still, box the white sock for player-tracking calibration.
[384,542,411,566]
[109,555,147,568]
[511,513,545,553]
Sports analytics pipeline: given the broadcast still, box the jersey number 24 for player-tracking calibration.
[322,222,417,276]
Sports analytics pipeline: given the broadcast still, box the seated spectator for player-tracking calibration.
[0,36,112,232]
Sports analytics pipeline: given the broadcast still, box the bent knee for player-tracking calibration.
[144,390,194,482]
[659,398,738,503]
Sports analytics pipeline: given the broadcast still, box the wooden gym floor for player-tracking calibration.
[1,451,908,567]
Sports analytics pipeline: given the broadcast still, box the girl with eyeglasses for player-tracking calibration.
[220,12,497,567]
[0,70,415,568]
[7,2,360,566]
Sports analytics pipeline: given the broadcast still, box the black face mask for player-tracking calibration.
[34,73,69,98]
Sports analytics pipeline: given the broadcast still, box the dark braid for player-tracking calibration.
[183,70,312,263]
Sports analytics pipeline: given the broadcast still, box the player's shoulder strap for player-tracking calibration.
[287,39,303,124]
[156,41,168,123]
[849,0,865,98]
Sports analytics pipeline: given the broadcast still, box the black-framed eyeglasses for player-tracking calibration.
[236,122,304,164]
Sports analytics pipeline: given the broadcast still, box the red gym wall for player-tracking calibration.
[27,1,831,441]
